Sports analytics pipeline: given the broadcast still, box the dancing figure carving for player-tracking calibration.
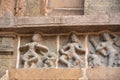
[96,33,119,67]
[20,34,49,68]
[59,33,85,68]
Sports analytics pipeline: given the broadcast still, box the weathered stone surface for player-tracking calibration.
[0,71,9,80]
[14,14,109,26]
[24,0,45,16]
[87,67,120,80]
[47,0,84,8]
[9,68,83,80]
[0,0,15,17]
[85,0,120,14]
[46,0,84,16]
[0,0,119,80]
[0,14,120,29]
[110,13,120,24]
[0,34,17,78]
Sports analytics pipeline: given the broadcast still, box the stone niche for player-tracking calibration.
[0,34,17,78]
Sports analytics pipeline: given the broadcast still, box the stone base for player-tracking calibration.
[87,67,120,80]
[9,68,83,80]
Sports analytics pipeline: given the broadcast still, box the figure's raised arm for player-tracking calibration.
[19,44,29,52]
[75,44,85,53]
[59,44,70,55]
[35,44,49,52]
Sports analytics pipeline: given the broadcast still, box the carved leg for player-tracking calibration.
[108,53,116,67]
[45,60,54,67]
[73,53,84,64]
[24,61,29,68]
[30,63,37,68]
[60,55,73,67]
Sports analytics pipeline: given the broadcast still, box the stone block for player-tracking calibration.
[23,0,45,16]
[47,0,84,8]
[0,0,15,17]
[87,67,120,80]
[46,0,84,16]
[9,68,83,80]
[110,13,120,24]
[85,0,120,14]
[47,9,84,16]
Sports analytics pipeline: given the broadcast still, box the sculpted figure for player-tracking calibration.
[20,34,49,68]
[96,33,119,67]
[59,33,85,68]
[88,37,104,68]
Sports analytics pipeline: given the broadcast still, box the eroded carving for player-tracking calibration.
[88,53,103,68]
[20,34,56,68]
[59,33,85,68]
[43,52,56,68]
[88,32,120,67]
[88,37,104,68]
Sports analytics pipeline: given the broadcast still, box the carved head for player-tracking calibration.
[32,34,42,42]
[69,33,80,43]
[102,33,112,41]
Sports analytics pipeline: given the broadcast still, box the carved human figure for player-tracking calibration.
[20,34,49,68]
[59,33,85,68]
[96,33,119,67]
[88,37,104,68]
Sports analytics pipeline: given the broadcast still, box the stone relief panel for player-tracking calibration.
[59,33,86,68]
[0,35,17,78]
[19,33,57,68]
[88,32,120,68]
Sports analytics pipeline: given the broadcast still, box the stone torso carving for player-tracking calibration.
[59,33,85,68]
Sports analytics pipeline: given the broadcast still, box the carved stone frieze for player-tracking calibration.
[19,34,56,68]
[88,32,120,68]
[59,33,85,68]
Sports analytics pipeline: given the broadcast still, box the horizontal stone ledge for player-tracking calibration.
[0,26,119,34]
[9,68,83,80]
[14,15,109,26]
[0,14,117,28]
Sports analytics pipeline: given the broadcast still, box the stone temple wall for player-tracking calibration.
[0,0,120,80]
